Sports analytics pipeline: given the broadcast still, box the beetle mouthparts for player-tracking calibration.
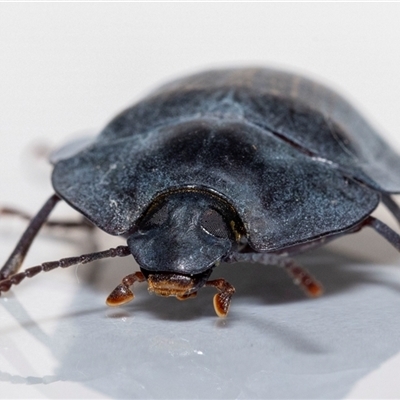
[146,272,236,317]
[147,273,198,298]
[106,269,235,317]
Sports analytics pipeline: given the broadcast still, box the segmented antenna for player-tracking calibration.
[0,246,131,294]
[226,250,323,297]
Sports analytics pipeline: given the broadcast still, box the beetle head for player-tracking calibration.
[127,188,243,298]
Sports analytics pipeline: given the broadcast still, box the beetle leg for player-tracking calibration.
[365,216,400,251]
[0,194,61,280]
[0,245,131,295]
[106,271,146,307]
[381,194,400,225]
[205,279,235,318]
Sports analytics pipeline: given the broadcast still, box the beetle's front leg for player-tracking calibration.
[106,271,146,306]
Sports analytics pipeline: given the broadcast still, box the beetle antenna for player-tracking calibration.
[0,194,61,280]
[226,251,323,297]
[279,258,323,297]
[0,245,131,295]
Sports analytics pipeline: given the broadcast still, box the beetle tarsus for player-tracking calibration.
[106,271,146,307]
[206,278,235,317]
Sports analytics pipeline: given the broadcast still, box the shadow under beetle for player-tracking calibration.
[2,67,400,317]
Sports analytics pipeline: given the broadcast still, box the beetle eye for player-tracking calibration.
[149,205,169,226]
[200,209,229,238]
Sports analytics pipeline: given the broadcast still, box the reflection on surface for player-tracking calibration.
[1,229,400,399]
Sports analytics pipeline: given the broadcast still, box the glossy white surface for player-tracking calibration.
[1,3,400,399]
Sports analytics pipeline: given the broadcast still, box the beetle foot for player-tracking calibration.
[206,279,235,318]
[106,271,146,307]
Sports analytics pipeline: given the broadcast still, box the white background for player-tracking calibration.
[1,3,400,399]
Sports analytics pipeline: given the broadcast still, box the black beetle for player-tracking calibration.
[2,67,400,317]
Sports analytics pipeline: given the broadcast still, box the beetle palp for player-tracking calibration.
[106,271,146,306]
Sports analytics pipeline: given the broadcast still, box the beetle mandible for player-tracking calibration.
[1,67,400,317]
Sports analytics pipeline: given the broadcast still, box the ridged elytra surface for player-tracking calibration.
[52,68,400,251]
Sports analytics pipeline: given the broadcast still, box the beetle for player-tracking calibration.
[1,67,400,317]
